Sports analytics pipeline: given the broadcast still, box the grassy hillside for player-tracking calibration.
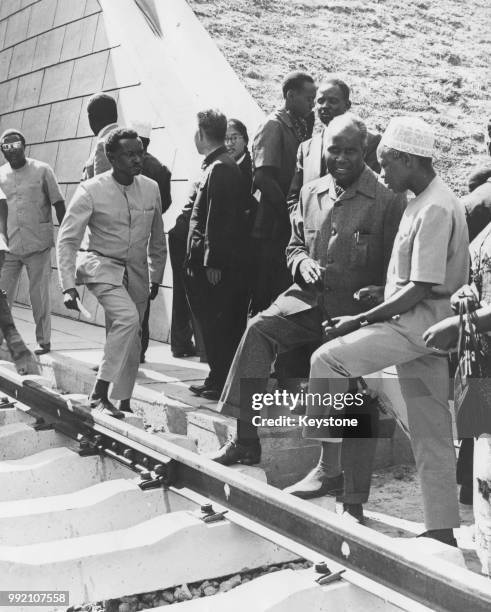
[189,0,491,194]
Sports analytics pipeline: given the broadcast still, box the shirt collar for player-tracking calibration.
[202,145,227,169]
[315,165,377,200]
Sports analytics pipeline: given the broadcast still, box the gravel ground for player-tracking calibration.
[188,0,491,194]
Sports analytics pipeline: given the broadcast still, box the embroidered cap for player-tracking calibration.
[130,120,152,139]
[380,116,435,158]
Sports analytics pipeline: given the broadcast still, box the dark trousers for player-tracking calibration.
[168,229,199,354]
[219,304,377,503]
[185,266,247,390]
[249,236,312,383]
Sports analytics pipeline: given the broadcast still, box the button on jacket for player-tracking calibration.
[57,171,166,298]
[0,158,63,256]
[282,165,406,317]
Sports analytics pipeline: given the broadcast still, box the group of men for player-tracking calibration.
[0,69,484,548]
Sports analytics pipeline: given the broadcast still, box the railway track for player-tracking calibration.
[0,366,490,612]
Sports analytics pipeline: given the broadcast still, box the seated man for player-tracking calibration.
[304,117,468,542]
[212,114,405,519]
[57,129,166,417]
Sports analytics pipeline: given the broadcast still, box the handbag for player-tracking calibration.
[453,297,491,438]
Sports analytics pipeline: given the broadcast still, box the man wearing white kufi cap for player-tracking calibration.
[313,116,469,545]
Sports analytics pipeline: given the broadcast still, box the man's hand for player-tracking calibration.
[322,315,361,338]
[149,283,159,300]
[354,285,384,306]
[422,316,460,351]
[299,258,322,284]
[63,288,80,311]
[450,284,479,313]
[206,267,221,285]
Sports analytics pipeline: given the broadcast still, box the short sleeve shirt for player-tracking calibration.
[252,108,303,196]
[0,158,63,256]
[385,176,469,337]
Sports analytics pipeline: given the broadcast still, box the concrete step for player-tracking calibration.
[27,352,414,488]
[0,480,197,545]
[0,447,133,501]
[0,422,69,460]
[0,407,35,427]
[149,569,402,612]
[0,511,296,606]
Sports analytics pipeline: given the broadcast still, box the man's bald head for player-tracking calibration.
[325,113,368,149]
[324,113,368,187]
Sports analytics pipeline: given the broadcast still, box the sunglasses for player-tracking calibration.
[1,141,23,152]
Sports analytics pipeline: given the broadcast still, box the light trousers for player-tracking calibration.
[0,248,52,346]
[309,321,459,530]
[87,282,147,401]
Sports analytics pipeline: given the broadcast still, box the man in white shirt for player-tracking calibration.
[57,128,166,418]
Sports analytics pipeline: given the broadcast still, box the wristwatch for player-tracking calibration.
[359,316,370,327]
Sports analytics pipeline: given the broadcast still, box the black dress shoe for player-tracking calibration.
[418,528,457,547]
[284,468,344,499]
[189,382,214,396]
[200,388,221,401]
[172,347,197,358]
[119,399,133,413]
[209,438,261,466]
[340,503,365,524]
[89,396,125,419]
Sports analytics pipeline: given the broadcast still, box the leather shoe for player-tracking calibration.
[90,396,125,419]
[200,388,221,401]
[34,343,50,355]
[284,468,344,499]
[418,528,457,547]
[209,438,261,466]
[189,382,214,396]
[340,503,365,524]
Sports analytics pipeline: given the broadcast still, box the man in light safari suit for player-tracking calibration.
[57,128,166,418]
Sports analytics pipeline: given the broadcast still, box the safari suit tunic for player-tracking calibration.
[57,171,166,400]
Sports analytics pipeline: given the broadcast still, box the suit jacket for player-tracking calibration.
[277,166,405,317]
[186,146,246,270]
[81,123,119,181]
[57,172,166,302]
[287,127,382,213]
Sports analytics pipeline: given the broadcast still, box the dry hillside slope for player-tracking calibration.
[189,0,491,194]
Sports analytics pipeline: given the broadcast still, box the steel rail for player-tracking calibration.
[1,368,490,612]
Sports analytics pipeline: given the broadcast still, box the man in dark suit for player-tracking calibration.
[287,78,381,213]
[185,109,248,400]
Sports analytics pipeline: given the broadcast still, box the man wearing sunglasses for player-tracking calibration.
[0,129,65,355]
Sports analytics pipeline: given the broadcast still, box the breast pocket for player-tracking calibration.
[132,207,155,244]
[350,232,369,268]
